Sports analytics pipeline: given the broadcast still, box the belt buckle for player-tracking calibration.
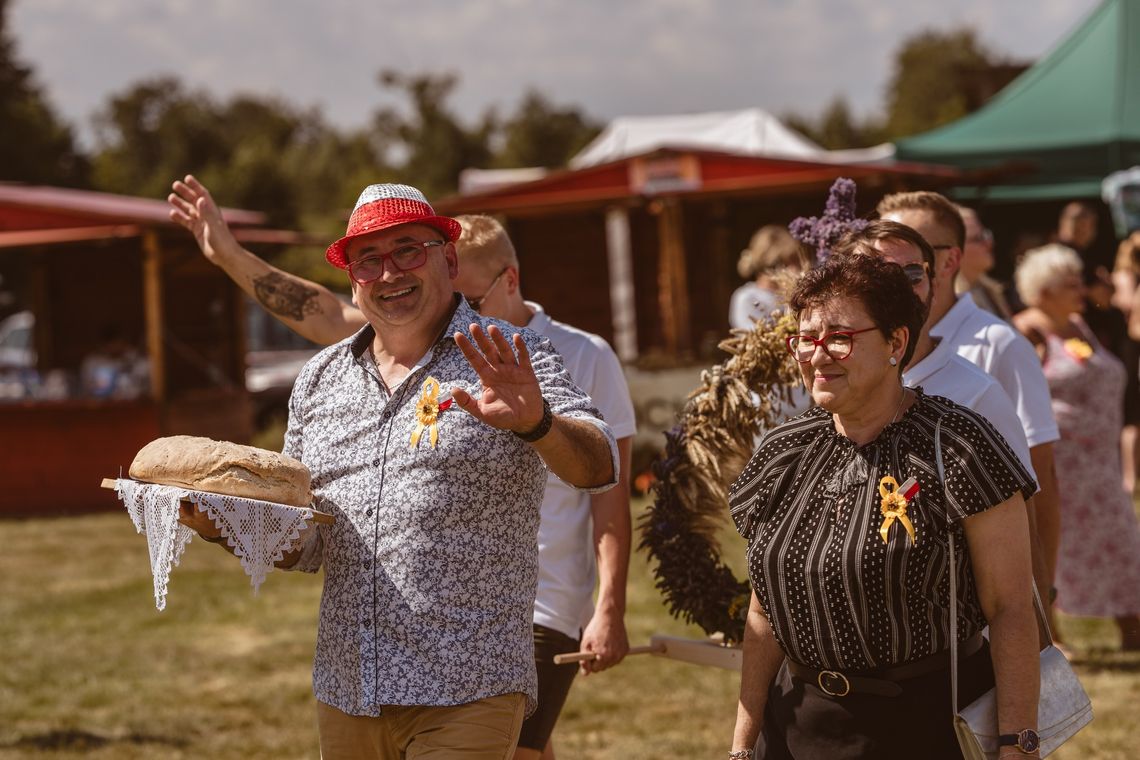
[817,669,851,697]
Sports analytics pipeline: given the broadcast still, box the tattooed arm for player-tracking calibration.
[168,175,366,346]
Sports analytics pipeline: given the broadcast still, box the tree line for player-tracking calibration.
[1,0,1026,279]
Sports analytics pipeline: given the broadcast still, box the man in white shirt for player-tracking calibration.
[832,221,1036,480]
[168,176,636,760]
[878,192,1062,599]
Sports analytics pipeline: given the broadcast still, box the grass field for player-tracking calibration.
[1,505,1137,759]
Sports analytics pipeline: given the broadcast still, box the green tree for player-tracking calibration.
[0,0,86,185]
[883,28,1021,139]
[90,79,391,228]
[372,70,494,197]
[494,90,601,168]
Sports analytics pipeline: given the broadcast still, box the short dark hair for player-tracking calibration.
[877,191,966,249]
[788,250,926,370]
[832,219,937,280]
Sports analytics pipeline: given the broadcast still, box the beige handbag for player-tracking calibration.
[935,418,1093,759]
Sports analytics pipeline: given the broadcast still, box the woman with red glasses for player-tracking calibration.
[728,252,1041,759]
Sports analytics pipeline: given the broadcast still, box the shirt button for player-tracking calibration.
[365,508,373,517]
[371,459,381,467]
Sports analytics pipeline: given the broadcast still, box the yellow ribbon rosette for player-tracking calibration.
[878,475,918,546]
[410,376,450,450]
[1063,338,1093,362]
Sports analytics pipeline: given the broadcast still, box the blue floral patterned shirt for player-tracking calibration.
[283,297,617,716]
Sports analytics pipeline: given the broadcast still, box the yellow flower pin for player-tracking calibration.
[1063,338,1093,362]
[878,475,919,546]
[410,377,451,449]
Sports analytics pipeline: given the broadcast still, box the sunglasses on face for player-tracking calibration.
[466,267,509,313]
[901,262,930,285]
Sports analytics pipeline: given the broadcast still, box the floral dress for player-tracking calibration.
[1045,323,1140,617]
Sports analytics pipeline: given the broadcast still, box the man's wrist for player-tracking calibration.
[728,749,754,759]
[514,398,553,442]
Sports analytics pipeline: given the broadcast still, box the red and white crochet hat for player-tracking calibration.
[325,184,462,269]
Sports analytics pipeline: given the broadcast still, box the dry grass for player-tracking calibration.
[0,506,1137,759]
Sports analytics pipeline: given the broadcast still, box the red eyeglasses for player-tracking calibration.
[785,326,878,363]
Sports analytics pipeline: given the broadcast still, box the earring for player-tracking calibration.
[888,357,898,366]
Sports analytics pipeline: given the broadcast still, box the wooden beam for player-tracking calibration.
[141,230,166,404]
[655,199,692,356]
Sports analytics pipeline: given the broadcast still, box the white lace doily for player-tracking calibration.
[115,478,317,610]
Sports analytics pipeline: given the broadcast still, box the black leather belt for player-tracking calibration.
[787,632,984,698]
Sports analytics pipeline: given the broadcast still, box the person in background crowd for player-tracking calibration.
[955,206,1013,321]
[1109,230,1140,315]
[729,225,808,331]
[730,251,1039,760]
[1110,233,1140,494]
[1013,244,1140,651]
[1082,264,1140,493]
[79,324,149,399]
[169,176,636,760]
[1054,201,1100,262]
[878,192,1062,618]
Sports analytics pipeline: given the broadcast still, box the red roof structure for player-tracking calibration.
[436,148,962,361]
[0,184,301,515]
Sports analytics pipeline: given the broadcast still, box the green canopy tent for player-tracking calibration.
[895,0,1140,202]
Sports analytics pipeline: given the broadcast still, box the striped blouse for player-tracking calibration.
[729,390,1036,671]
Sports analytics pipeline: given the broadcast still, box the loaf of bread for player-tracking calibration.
[129,435,312,507]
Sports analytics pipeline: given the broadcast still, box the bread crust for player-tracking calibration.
[129,435,312,507]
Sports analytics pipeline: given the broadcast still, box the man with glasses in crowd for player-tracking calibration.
[827,220,1035,488]
[168,176,635,760]
[877,191,1061,617]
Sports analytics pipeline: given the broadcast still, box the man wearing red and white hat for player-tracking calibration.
[170,178,619,759]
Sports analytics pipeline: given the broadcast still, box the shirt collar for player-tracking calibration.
[901,336,956,386]
[524,301,548,333]
[928,291,977,340]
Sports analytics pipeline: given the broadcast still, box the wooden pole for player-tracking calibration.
[655,198,692,357]
[553,643,665,665]
[552,635,742,671]
[141,230,166,403]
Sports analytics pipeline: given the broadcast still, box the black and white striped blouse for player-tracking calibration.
[729,389,1036,671]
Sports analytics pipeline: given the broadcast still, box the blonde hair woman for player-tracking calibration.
[1014,244,1140,650]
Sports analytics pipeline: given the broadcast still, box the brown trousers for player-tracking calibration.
[317,692,527,760]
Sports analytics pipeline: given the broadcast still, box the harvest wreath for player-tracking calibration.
[638,177,866,644]
[638,312,800,643]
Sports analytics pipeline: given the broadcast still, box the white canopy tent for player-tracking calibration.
[570,108,826,168]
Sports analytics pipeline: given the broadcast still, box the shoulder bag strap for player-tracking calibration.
[936,417,962,714]
[937,415,1052,719]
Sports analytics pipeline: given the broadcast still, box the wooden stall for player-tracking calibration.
[436,149,963,364]
[0,185,297,516]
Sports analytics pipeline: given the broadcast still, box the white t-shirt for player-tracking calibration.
[526,302,638,639]
[729,282,781,331]
[930,293,1060,448]
[904,338,1037,485]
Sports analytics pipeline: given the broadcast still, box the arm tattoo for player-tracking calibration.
[252,272,323,321]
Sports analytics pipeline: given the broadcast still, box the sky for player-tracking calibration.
[10,0,1101,147]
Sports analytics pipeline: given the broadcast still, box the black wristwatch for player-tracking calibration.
[514,398,553,443]
[998,728,1040,754]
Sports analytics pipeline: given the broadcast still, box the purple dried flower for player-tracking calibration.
[789,177,868,264]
